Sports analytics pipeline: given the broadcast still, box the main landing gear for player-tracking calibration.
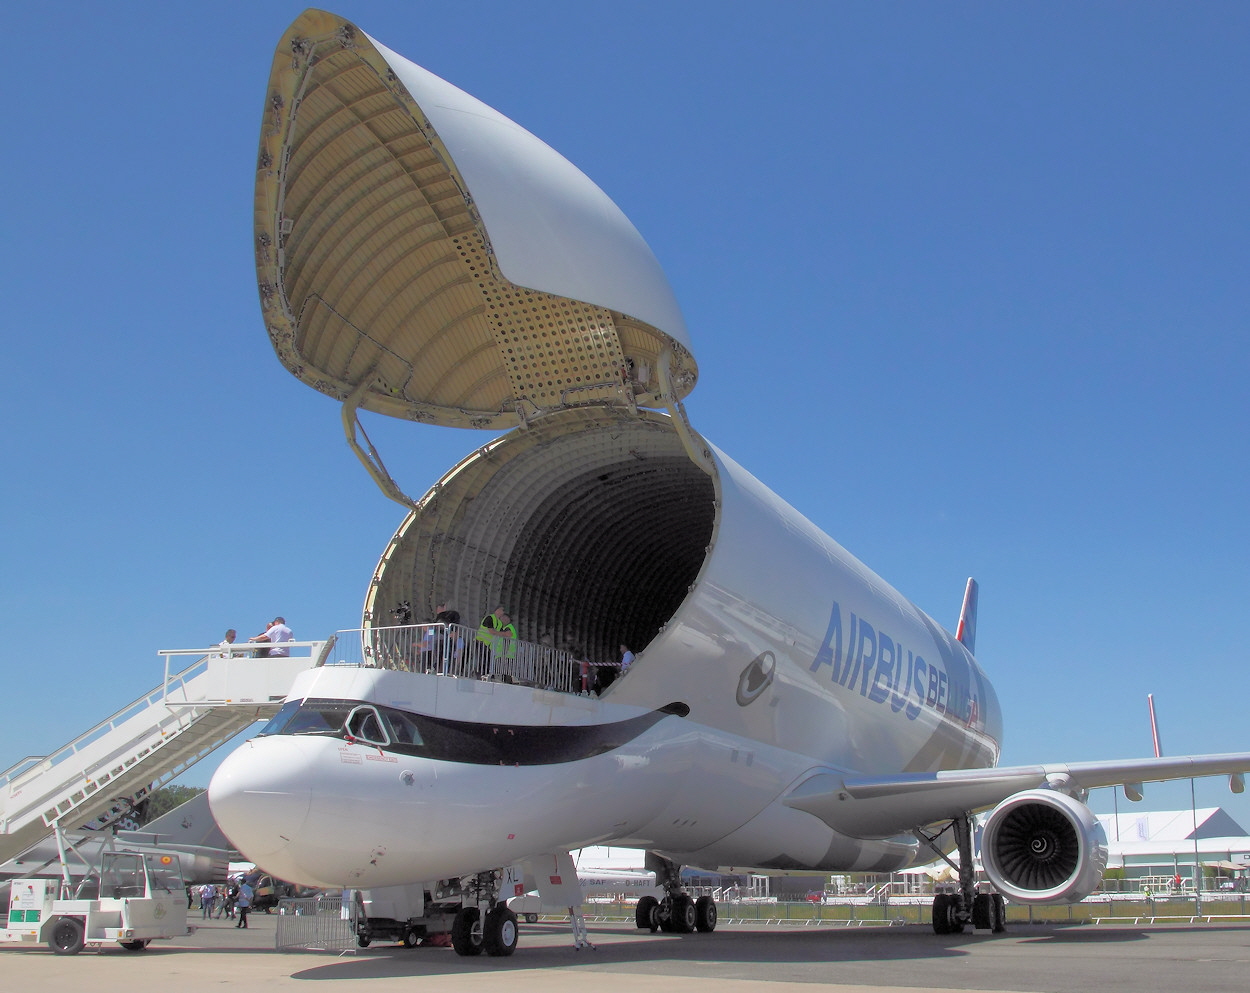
[636,854,717,934]
[920,813,1007,936]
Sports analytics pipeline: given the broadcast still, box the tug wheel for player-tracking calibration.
[50,917,85,955]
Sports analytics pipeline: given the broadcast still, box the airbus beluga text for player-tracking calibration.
[208,9,1250,955]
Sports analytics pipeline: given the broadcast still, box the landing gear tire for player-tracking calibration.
[695,895,718,933]
[50,916,85,955]
[931,893,964,935]
[970,892,1007,933]
[657,895,676,933]
[119,939,150,951]
[991,894,1007,933]
[402,927,420,948]
[671,893,697,933]
[451,907,483,956]
[356,930,372,948]
[483,906,519,957]
[972,893,992,930]
[525,912,539,924]
[636,895,660,932]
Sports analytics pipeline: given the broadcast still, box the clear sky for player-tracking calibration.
[4,3,1248,831]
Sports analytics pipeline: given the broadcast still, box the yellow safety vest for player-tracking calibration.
[477,613,515,645]
[500,622,518,658]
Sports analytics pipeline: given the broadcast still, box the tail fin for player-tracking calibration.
[955,578,979,654]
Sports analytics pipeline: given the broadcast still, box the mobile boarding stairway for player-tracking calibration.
[0,642,329,868]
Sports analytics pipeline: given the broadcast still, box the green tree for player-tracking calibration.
[140,785,206,824]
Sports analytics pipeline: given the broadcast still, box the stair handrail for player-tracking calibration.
[157,641,327,707]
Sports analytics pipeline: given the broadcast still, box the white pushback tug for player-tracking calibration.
[3,851,190,954]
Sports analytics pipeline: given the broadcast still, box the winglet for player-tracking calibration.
[955,578,978,654]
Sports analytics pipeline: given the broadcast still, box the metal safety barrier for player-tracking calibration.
[327,623,595,694]
[275,896,355,952]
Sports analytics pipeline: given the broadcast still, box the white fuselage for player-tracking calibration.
[209,442,1001,890]
[211,668,907,887]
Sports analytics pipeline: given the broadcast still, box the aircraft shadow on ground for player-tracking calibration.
[1018,923,1246,944]
[278,923,1081,980]
[141,920,1219,969]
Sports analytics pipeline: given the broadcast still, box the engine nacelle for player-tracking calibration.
[981,789,1108,904]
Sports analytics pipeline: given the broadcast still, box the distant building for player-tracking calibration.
[1097,807,1250,887]
[900,807,1250,893]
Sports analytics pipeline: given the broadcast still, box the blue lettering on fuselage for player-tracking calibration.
[810,600,959,723]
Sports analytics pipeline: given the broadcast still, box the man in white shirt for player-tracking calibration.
[252,617,294,657]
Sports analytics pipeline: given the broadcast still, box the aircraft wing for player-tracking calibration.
[784,752,1250,840]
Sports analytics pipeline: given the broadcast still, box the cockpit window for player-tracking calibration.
[259,699,356,737]
[385,711,423,746]
[256,697,676,765]
[256,699,301,736]
[287,703,355,735]
[262,698,423,747]
[346,706,388,745]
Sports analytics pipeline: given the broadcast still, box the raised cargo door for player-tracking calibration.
[254,10,697,432]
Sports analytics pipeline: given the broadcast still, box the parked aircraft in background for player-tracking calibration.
[570,849,659,898]
[209,9,1250,955]
[507,848,660,925]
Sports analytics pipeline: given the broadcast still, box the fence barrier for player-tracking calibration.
[275,896,355,952]
[326,623,593,693]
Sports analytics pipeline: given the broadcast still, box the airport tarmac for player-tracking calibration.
[3,914,1249,993]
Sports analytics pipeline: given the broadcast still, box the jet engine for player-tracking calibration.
[980,789,1108,904]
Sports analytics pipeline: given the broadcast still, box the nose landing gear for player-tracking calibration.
[483,904,519,956]
[451,870,519,957]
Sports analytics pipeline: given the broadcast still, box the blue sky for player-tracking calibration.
[3,2,1248,830]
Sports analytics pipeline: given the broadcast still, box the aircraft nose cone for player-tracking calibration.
[208,736,313,865]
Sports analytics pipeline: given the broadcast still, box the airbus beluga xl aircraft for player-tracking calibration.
[208,9,1250,955]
